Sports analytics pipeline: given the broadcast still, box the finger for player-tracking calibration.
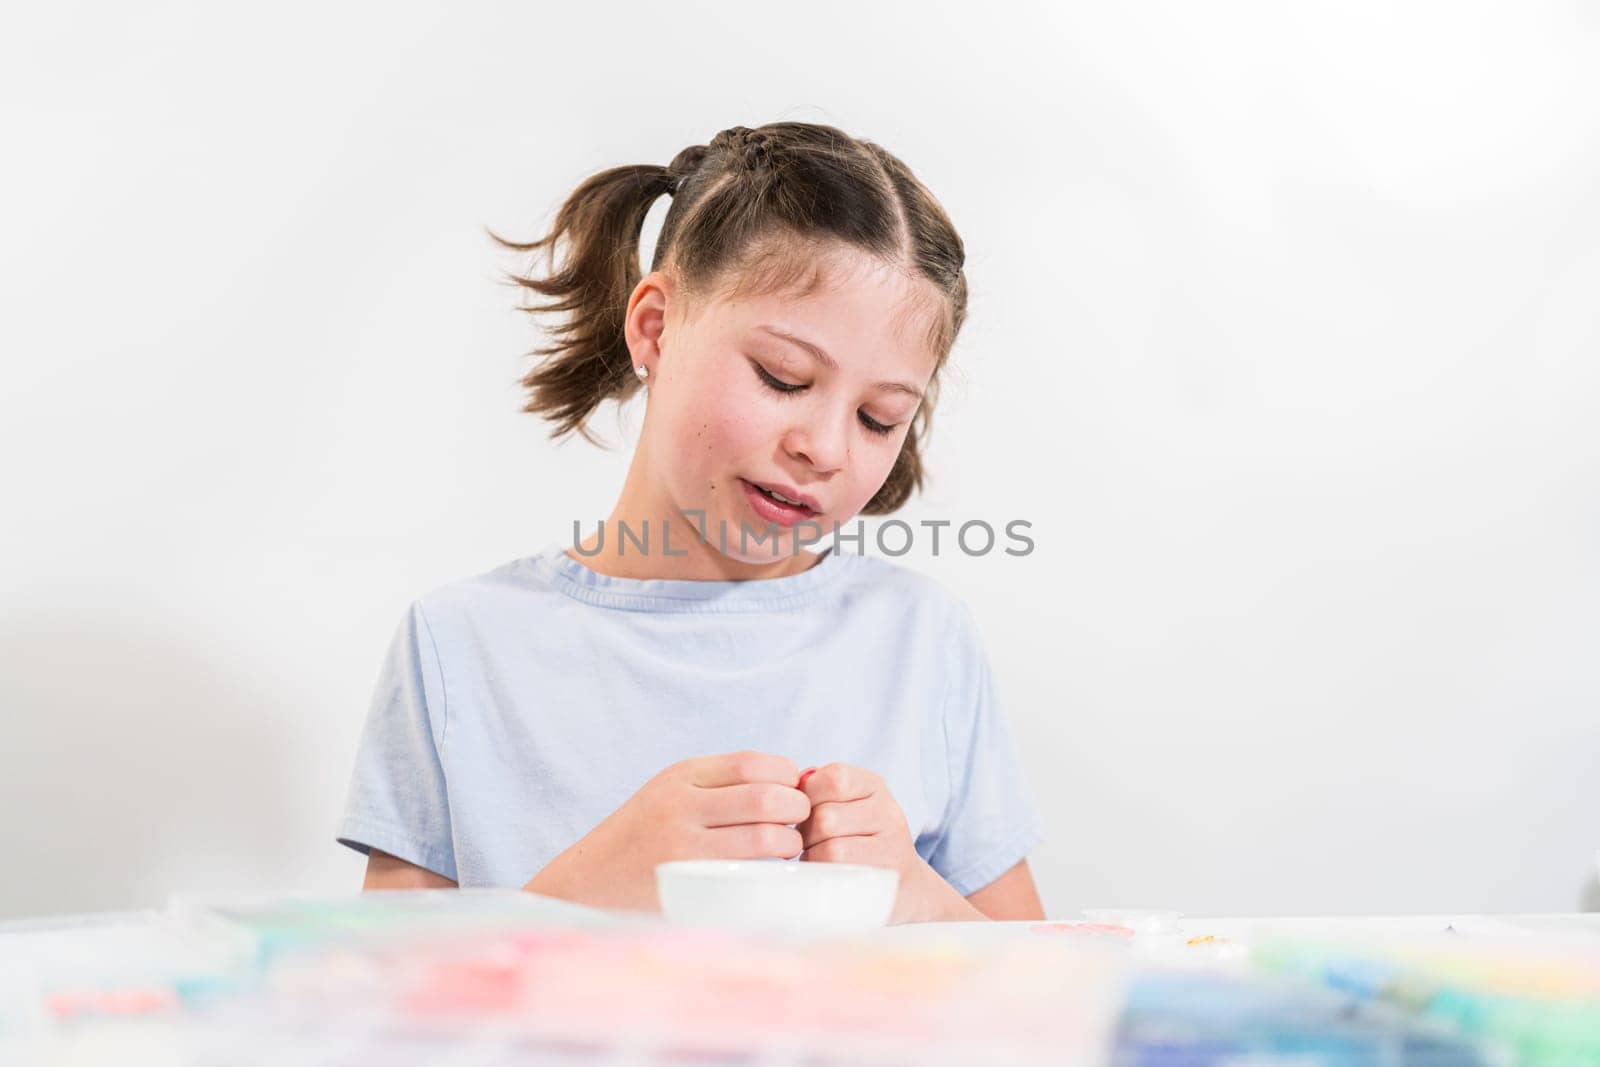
[799,762,878,806]
[802,837,881,866]
[698,782,810,829]
[689,750,800,789]
[704,822,804,861]
[798,799,879,849]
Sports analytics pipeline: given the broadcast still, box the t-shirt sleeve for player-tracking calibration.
[335,600,459,882]
[923,598,1046,897]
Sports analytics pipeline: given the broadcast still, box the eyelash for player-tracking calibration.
[753,364,898,436]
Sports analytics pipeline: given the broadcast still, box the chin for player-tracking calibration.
[716,516,829,563]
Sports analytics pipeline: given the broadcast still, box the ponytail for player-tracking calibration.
[491,164,674,445]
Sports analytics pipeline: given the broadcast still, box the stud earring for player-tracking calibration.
[635,365,649,381]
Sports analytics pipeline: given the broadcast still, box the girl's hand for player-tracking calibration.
[523,750,810,912]
[797,762,970,923]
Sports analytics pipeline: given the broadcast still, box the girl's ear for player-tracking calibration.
[625,270,676,370]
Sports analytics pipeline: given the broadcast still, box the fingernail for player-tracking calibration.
[798,767,817,787]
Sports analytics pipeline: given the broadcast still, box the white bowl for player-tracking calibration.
[655,860,898,933]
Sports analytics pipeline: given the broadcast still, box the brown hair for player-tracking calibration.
[494,122,968,515]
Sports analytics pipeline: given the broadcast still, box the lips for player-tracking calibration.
[742,479,820,514]
[740,479,821,528]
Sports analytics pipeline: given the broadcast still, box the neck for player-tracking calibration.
[567,516,824,581]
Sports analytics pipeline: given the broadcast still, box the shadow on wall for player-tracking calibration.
[1581,864,1600,913]
[0,611,313,920]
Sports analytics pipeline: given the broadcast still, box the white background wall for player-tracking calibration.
[2,1,1597,922]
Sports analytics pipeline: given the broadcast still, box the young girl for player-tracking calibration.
[336,122,1046,922]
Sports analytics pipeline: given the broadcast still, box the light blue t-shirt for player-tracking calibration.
[336,541,1045,898]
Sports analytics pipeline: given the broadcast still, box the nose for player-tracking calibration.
[784,406,849,475]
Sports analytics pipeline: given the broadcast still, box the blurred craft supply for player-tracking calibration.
[1254,928,1600,1066]
[2,895,1597,1065]
[2,889,1131,1065]
[1081,908,1182,935]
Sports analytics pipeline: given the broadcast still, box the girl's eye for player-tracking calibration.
[754,363,803,394]
[752,363,900,438]
[858,412,896,436]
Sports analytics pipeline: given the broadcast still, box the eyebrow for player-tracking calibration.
[754,325,925,401]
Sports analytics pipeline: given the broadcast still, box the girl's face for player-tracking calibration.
[625,244,941,568]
